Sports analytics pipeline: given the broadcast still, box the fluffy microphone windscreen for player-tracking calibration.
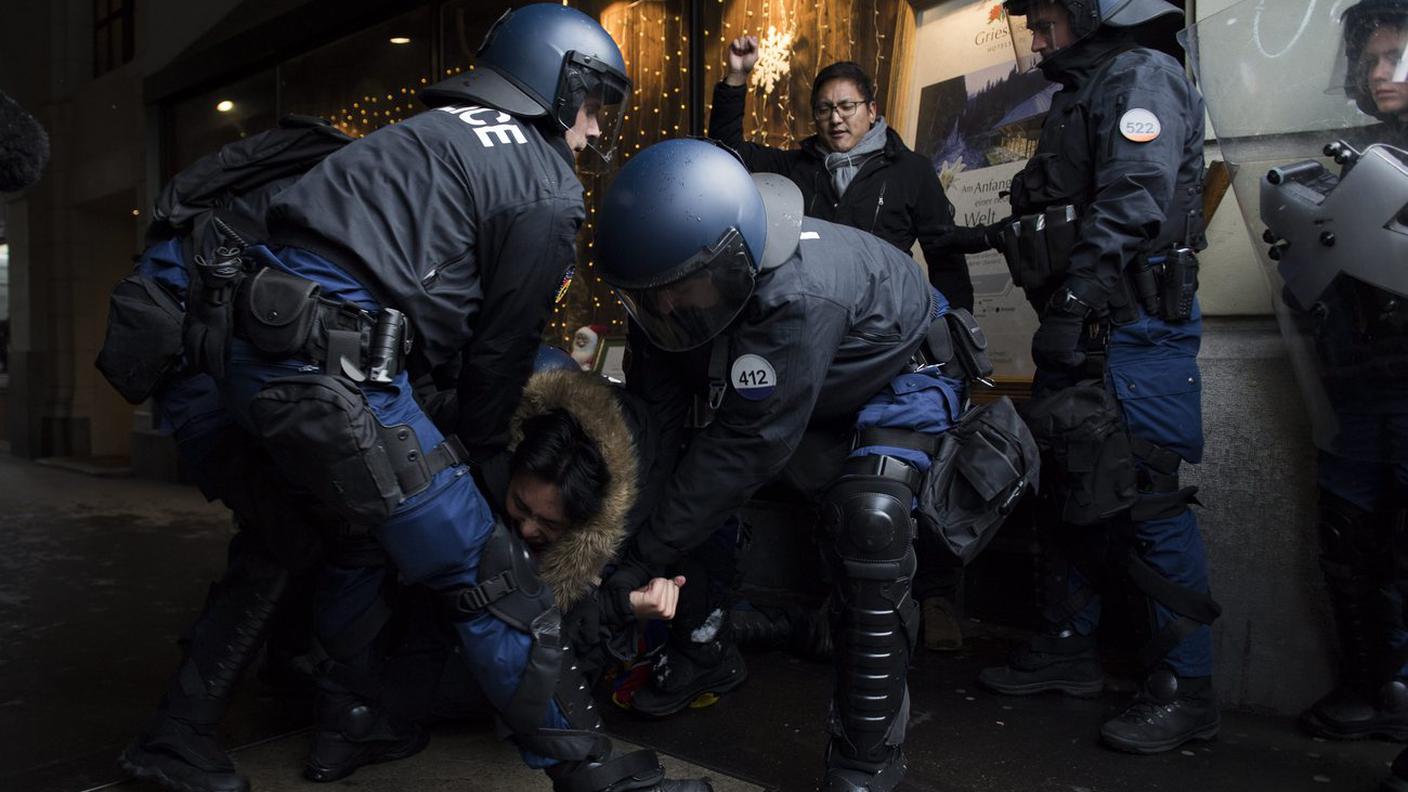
[0,91,50,192]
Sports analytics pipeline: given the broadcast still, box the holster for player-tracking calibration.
[1023,381,1137,526]
[1126,248,1199,323]
[184,245,248,379]
[248,373,467,527]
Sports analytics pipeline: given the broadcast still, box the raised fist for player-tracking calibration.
[725,35,760,86]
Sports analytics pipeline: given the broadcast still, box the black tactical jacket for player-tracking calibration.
[620,217,933,575]
[1008,35,1207,312]
[267,106,585,458]
[708,81,974,311]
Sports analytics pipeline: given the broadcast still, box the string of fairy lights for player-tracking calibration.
[299,1,904,349]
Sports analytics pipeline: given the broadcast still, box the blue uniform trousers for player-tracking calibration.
[1036,303,1211,677]
[204,245,569,767]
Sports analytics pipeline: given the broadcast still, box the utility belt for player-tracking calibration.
[997,204,1198,324]
[210,252,466,528]
[220,263,412,385]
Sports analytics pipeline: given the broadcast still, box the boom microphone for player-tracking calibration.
[0,91,50,192]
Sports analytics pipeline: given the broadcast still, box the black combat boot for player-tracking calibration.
[1303,680,1408,741]
[819,745,906,792]
[550,749,713,791]
[119,541,289,792]
[1303,500,1408,741]
[303,681,428,782]
[1100,669,1219,754]
[977,630,1105,697]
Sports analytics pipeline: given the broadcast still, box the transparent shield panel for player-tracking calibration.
[1189,0,1408,461]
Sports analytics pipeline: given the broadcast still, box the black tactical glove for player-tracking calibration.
[936,221,1007,254]
[1031,289,1093,371]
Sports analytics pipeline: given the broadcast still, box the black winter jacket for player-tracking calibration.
[708,81,973,311]
[618,217,933,583]
[1008,37,1206,312]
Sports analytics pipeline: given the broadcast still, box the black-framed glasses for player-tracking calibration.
[812,100,866,120]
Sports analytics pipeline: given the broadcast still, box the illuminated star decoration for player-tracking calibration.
[749,24,797,95]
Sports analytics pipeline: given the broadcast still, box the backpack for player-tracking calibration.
[917,396,1041,565]
[96,116,353,403]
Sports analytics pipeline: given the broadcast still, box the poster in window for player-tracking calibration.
[900,1,1055,378]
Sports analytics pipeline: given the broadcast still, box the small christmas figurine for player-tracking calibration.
[571,324,610,370]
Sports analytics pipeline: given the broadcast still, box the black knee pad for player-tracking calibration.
[824,457,918,569]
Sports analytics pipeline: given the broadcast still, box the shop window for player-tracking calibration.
[539,0,695,349]
[440,0,526,73]
[94,0,136,77]
[164,70,277,179]
[279,8,433,138]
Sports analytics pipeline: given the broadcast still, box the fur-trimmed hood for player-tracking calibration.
[508,370,638,611]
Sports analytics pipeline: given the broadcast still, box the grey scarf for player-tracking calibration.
[824,117,888,197]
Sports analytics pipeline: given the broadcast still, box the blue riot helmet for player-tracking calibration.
[1004,0,1181,67]
[421,4,631,165]
[534,344,581,374]
[595,139,802,352]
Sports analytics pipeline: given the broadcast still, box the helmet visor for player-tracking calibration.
[560,52,632,173]
[613,228,757,352]
[1331,10,1408,120]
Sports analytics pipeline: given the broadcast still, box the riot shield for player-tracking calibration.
[1186,0,1408,462]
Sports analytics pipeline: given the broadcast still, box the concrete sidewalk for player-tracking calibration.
[1,451,1401,792]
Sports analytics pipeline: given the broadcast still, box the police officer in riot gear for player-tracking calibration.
[115,119,358,792]
[1189,1,1408,785]
[594,138,981,792]
[122,4,704,790]
[950,0,1220,754]
[1267,0,1408,753]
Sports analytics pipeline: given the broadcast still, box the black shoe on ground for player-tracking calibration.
[630,642,748,717]
[1100,670,1220,754]
[303,725,429,783]
[976,631,1104,697]
[118,716,248,792]
[303,687,429,782]
[819,748,906,792]
[1301,681,1408,742]
[551,749,713,791]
